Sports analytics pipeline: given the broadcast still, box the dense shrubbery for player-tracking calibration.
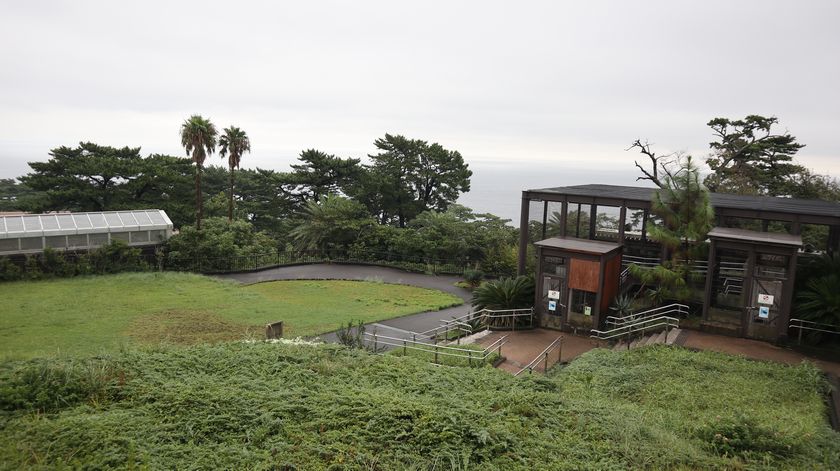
[472,276,535,310]
[0,242,150,282]
[0,343,836,469]
[165,217,278,271]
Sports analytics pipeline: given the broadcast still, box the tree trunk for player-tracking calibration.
[228,164,235,222]
[195,164,203,230]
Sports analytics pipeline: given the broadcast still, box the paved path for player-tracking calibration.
[682,330,840,376]
[478,329,604,374]
[218,264,472,342]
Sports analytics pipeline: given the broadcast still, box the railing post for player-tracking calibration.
[403,339,407,355]
[434,344,439,364]
[798,324,803,345]
[558,338,562,365]
[543,351,548,373]
[468,350,472,366]
[665,322,670,344]
[373,330,378,352]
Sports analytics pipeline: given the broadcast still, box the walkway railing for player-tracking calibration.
[591,315,679,343]
[789,318,840,345]
[514,336,563,376]
[364,331,507,366]
[605,303,688,328]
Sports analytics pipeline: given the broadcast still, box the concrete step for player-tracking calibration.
[650,330,665,345]
[666,328,682,345]
[644,333,659,346]
[612,341,626,351]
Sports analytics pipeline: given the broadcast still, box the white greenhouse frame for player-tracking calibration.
[0,209,173,255]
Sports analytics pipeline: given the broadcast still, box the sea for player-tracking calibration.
[456,160,643,226]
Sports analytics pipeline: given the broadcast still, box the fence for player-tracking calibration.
[164,249,474,276]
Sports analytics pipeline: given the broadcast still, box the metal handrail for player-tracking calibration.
[605,303,688,327]
[514,336,563,376]
[789,318,840,345]
[591,316,679,341]
[364,331,508,365]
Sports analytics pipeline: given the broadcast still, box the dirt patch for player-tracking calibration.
[125,310,257,346]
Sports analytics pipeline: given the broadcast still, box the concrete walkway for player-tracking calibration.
[478,329,604,374]
[682,330,840,376]
[217,264,472,342]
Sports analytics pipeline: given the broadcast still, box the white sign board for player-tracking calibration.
[548,290,560,300]
[757,294,774,305]
[584,306,592,316]
[548,300,557,311]
[758,306,770,319]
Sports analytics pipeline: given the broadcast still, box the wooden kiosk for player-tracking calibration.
[534,237,623,332]
[702,227,802,342]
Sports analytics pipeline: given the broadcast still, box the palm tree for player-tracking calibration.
[219,126,251,221]
[180,115,218,230]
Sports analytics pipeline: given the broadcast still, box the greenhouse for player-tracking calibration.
[0,209,173,256]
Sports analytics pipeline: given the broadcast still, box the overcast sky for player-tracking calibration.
[1,0,838,188]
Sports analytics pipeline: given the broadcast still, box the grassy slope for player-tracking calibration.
[0,273,462,359]
[0,343,837,470]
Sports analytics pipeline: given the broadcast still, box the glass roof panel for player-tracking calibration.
[57,214,76,229]
[119,212,138,226]
[40,215,60,230]
[133,211,153,226]
[4,217,24,233]
[88,213,108,228]
[104,213,123,227]
[23,216,42,231]
[73,214,92,229]
[147,211,166,224]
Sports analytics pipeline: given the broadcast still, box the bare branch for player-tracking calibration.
[627,139,668,189]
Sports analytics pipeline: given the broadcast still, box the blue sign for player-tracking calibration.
[548,300,557,311]
[758,306,770,319]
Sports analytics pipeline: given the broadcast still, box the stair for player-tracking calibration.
[611,328,682,352]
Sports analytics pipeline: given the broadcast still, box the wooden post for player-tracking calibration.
[434,344,439,364]
[518,194,530,275]
[468,350,473,366]
[543,351,549,373]
[558,338,563,365]
[403,339,407,355]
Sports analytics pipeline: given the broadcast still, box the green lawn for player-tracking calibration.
[0,272,462,359]
[0,343,836,469]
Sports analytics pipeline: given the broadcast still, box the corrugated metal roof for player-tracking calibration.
[0,210,173,239]
[535,237,622,255]
[528,184,840,219]
[708,227,803,247]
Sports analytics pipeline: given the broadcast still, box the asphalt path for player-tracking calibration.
[217,264,473,343]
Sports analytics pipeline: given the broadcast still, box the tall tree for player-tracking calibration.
[704,115,805,196]
[20,143,144,212]
[180,115,218,230]
[630,155,714,302]
[287,149,362,203]
[218,126,251,221]
[361,134,472,227]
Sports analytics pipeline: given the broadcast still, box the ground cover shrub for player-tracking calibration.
[0,342,837,469]
[471,276,535,311]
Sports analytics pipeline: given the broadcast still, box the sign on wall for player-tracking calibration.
[757,293,774,305]
[584,306,592,316]
[548,300,557,311]
[548,290,560,300]
[758,306,770,319]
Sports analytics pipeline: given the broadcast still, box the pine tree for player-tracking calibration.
[631,155,714,302]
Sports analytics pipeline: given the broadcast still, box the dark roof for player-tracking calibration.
[527,184,840,219]
[708,227,802,247]
[535,237,622,255]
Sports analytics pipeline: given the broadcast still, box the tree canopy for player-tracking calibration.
[704,115,805,196]
[359,134,472,227]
